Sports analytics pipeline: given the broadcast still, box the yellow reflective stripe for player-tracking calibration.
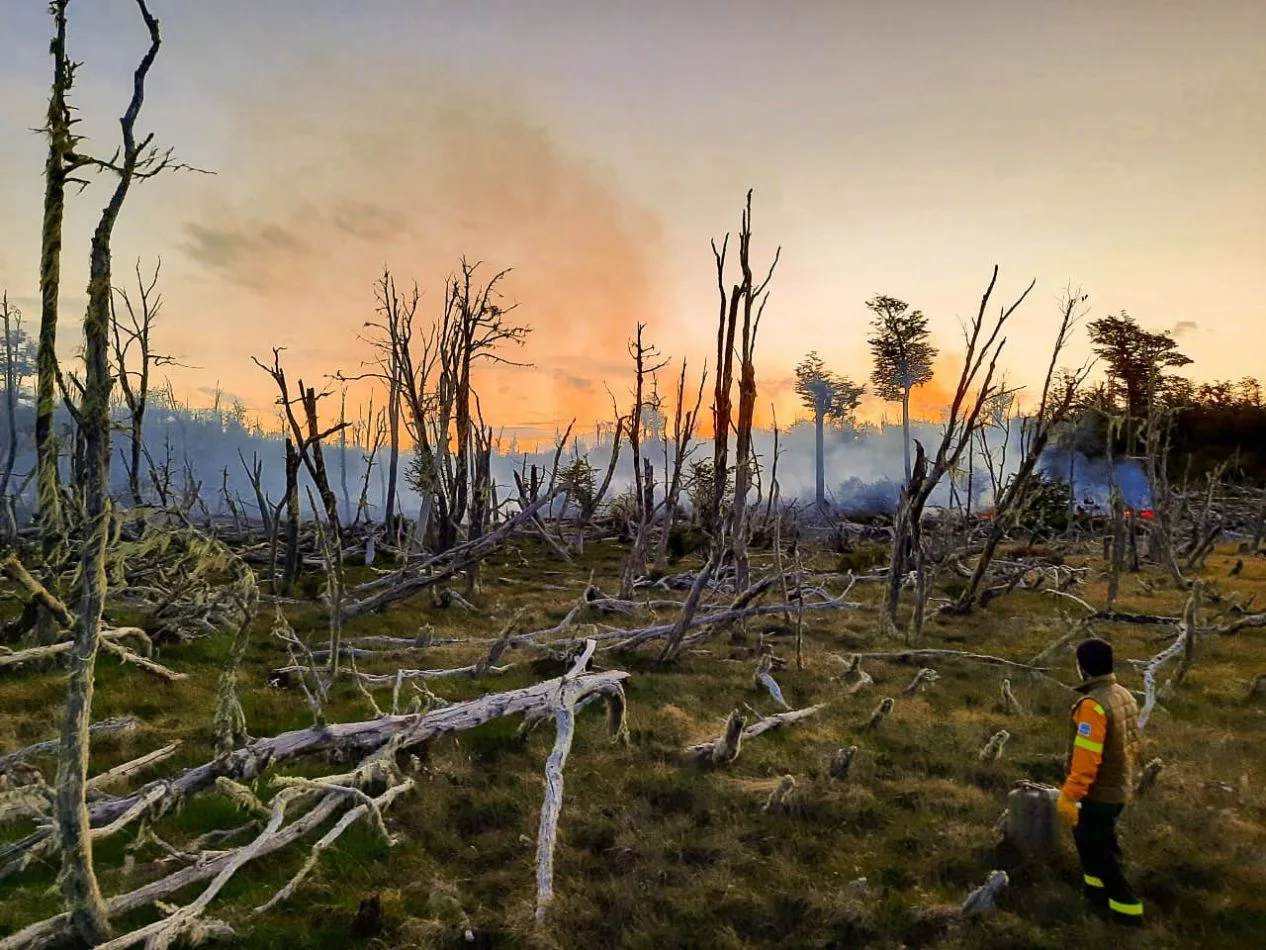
[1109,899,1144,916]
[1093,703,1105,715]
[1074,736,1104,754]
[1083,874,1105,888]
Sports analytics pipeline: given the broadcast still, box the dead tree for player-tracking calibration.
[434,260,528,551]
[353,399,386,528]
[254,351,349,660]
[588,392,628,526]
[237,448,272,538]
[337,388,352,522]
[652,360,706,570]
[2,666,631,950]
[884,267,1034,633]
[1142,397,1188,588]
[110,257,174,509]
[34,0,83,542]
[366,262,528,555]
[0,294,30,540]
[465,404,494,598]
[346,268,413,531]
[1183,462,1228,572]
[51,1,178,941]
[619,325,668,597]
[1105,415,1127,608]
[708,191,779,592]
[949,290,1088,613]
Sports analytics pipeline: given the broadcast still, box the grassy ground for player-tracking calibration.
[2,537,1265,949]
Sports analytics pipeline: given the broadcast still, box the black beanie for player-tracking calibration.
[1076,637,1114,677]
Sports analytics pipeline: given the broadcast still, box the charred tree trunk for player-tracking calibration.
[281,438,301,594]
[383,374,400,527]
[716,191,777,592]
[466,428,492,598]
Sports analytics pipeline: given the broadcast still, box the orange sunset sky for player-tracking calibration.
[0,1,1263,443]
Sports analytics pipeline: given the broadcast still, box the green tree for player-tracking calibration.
[794,351,864,507]
[1085,311,1191,447]
[865,295,937,480]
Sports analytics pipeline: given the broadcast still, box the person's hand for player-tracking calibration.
[1056,792,1080,828]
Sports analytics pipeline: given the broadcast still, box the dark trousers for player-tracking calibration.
[1072,800,1143,923]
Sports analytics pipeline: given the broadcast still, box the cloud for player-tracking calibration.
[551,368,594,393]
[180,220,312,292]
[196,385,248,407]
[1171,320,1199,337]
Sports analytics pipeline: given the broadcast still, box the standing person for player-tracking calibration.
[1056,637,1145,925]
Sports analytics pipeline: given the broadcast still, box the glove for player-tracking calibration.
[1056,791,1080,828]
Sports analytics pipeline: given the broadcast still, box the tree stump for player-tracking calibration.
[1002,781,1060,860]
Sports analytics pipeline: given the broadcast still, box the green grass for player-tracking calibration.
[2,538,1265,948]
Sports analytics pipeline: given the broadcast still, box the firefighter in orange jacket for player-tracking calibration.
[1056,637,1145,925]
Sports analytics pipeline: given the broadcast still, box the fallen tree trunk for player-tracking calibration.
[0,666,630,883]
[340,492,560,620]
[535,639,607,923]
[0,716,137,775]
[0,628,184,681]
[846,650,1053,675]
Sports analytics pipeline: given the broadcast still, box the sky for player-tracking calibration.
[0,0,1263,442]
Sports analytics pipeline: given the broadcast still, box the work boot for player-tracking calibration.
[1082,875,1109,912]
[1108,898,1145,928]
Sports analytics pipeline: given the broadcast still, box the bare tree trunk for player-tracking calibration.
[1108,495,1125,610]
[466,427,492,598]
[0,296,20,536]
[901,387,912,482]
[966,435,974,517]
[882,266,1033,632]
[338,390,351,522]
[620,325,666,597]
[654,363,706,571]
[238,449,272,538]
[384,374,400,527]
[726,191,778,594]
[814,409,825,509]
[55,4,167,940]
[34,0,83,544]
[282,438,301,593]
[1143,401,1187,588]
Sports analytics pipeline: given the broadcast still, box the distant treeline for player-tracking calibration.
[1061,379,1266,485]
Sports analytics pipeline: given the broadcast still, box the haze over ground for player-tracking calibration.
[0,0,1262,443]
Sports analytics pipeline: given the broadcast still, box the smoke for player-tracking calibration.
[174,60,663,430]
[1040,448,1151,510]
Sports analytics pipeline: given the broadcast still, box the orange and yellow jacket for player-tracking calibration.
[1061,673,1142,805]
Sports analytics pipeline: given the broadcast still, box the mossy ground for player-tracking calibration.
[2,538,1264,948]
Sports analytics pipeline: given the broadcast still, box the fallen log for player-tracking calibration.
[845,650,1053,675]
[0,628,184,681]
[0,666,630,881]
[341,493,560,620]
[535,639,604,922]
[0,716,137,775]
